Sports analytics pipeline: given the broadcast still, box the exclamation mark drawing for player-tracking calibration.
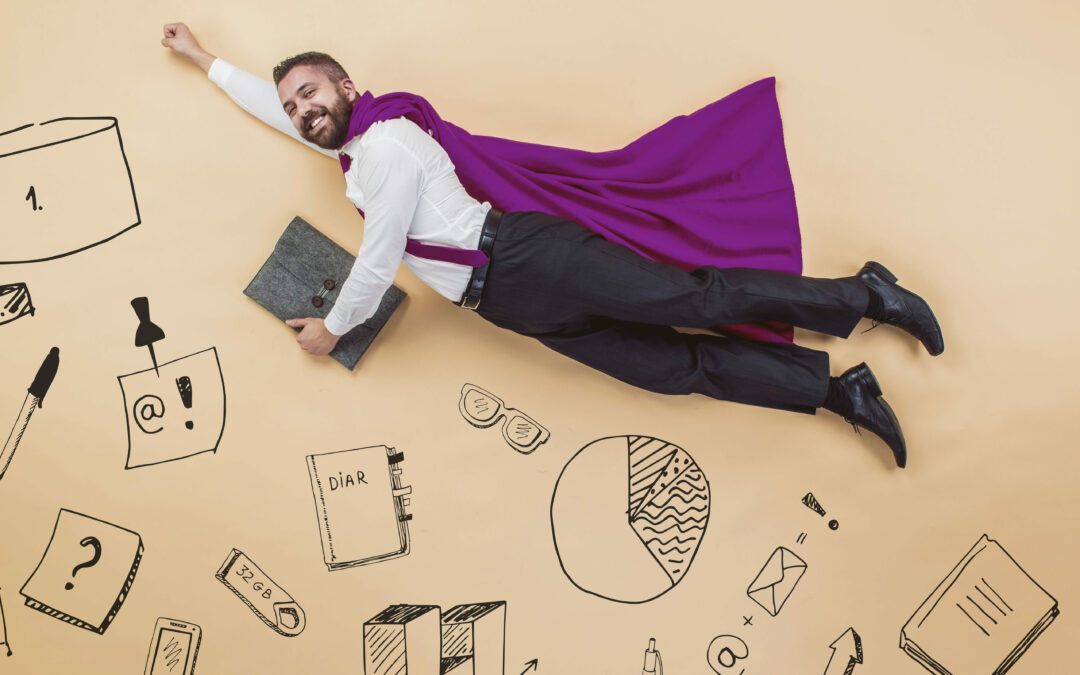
[802,492,839,530]
[176,376,193,430]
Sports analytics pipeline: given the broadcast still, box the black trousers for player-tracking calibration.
[475,211,868,414]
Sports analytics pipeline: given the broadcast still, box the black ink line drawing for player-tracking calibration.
[707,635,749,675]
[742,616,753,626]
[1,588,12,656]
[1,282,34,325]
[307,445,412,570]
[899,534,1059,675]
[823,627,862,675]
[144,617,201,675]
[797,532,807,544]
[459,383,550,454]
[0,116,139,265]
[641,638,662,674]
[131,297,166,376]
[551,435,711,604]
[802,492,826,516]
[829,519,839,530]
[20,508,143,634]
[215,549,305,637]
[746,546,807,617]
[520,658,538,674]
[118,346,226,469]
[363,602,507,675]
[364,605,441,675]
[1,347,59,481]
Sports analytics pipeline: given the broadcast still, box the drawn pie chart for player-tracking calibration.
[550,435,711,603]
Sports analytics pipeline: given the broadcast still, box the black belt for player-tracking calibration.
[459,207,503,310]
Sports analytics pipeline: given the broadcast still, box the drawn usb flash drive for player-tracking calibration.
[215,549,305,636]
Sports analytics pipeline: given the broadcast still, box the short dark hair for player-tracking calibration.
[272,52,350,86]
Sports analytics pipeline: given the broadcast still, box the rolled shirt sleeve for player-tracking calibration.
[323,137,423,335]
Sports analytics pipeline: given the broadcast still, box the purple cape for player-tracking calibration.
[339,78,802,343]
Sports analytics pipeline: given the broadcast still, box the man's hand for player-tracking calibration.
[285,318,341,357]
[162,22,216,73]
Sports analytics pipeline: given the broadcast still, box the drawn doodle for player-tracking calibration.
[458,384,550,454]
[1,347,60,481]
[364,602,506,675]
[0,117,139,264]
[215,549,305,637]
[307,445,412,570]
[823,627,862,675]
[0,283,34,325]
[746,546,807,617]
[707,635,749,674]
[143,617,201,675]
[641,638,662,674]
[899,534,1059,675]
[0,588,11,656]
[19,508,144,634]
[551,435,711,604]
[118,347,225,469]
[131,297,166,375]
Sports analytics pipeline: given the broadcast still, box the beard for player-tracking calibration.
[299,89,354,150]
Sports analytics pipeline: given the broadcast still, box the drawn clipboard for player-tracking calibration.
[307,445,413,571]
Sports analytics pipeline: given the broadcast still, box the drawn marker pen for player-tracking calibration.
[642,638,662,675]
[0,347,59,480]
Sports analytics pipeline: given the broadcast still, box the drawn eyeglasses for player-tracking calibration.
[458,384,550,454]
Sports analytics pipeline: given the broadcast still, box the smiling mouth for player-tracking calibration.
[308,115,326,132]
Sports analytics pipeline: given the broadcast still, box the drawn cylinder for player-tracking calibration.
[0,117,139,264]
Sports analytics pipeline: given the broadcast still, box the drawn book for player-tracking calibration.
[900,534,1059,675]
[307,445,412,571]
[244,216,406,370]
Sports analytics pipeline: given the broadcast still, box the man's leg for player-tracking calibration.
[481,211,869,337]
[528,318,831,414]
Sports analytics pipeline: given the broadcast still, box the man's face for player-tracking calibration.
[278,65,357,150]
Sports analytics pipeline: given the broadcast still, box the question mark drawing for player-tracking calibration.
[64,537,102,590]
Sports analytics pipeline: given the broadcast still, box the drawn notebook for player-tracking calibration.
[244,216,406,370]
[307,445,412,571]
[900,534,1059,675]
[20,509,144,634]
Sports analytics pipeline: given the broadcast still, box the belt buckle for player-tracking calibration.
[461,295,480,311]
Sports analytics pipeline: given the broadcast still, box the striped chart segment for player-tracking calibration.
[551,435,711,603]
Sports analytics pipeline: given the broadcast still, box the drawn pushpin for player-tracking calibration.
[130,297,165,377]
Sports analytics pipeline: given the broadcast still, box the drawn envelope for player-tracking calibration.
[746,546,807,616]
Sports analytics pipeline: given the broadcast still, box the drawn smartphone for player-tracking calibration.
[143,618,201,675]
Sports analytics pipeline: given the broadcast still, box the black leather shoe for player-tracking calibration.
[836,362,907,468]
[858,261,944,356]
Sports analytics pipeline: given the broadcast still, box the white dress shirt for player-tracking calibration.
[207,59,491,335]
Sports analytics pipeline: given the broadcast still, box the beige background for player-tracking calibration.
[1,1,1078,673]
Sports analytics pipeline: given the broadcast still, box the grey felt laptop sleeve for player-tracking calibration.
[243,216,406,370]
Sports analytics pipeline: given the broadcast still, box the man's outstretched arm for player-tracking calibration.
[161,22,335,158]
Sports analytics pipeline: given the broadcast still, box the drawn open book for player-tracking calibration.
[900,534,1059,675]
[307,445,412,571]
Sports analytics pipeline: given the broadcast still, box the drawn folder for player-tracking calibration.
[900,534,1059,675]
[307,445,412,570]
[244,216,406,370]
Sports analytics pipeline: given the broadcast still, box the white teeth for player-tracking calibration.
[309,116,324,130]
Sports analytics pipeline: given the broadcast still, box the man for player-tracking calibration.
[161,23,943,468]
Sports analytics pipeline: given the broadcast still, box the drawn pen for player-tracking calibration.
[642,638,662,675]
[0,347,60,481]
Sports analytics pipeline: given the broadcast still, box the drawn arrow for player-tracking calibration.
[823,627,862,675]
[520,658,539,673]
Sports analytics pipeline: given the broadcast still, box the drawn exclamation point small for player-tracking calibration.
[176,376,193,429]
